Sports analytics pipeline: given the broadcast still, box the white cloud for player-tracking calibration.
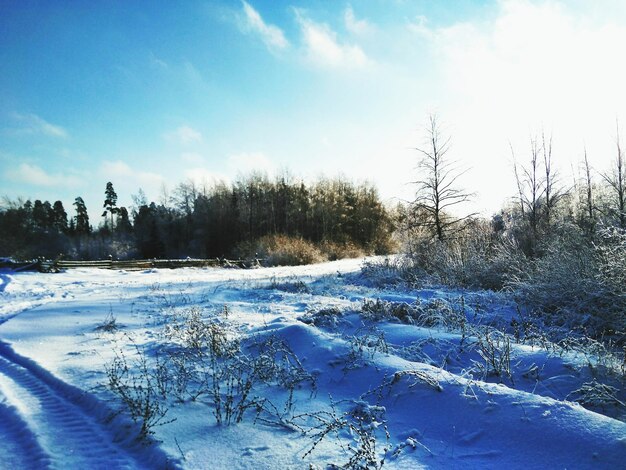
[100,160,165,187]
[344,5,373,35]
[228,152,276,174]
[97,160,166,208]
[164,125,203,145]
[100,160,134,177]
[184,168,229,186]
[240,1,289,53]
[295,10,370,68]
[7,163,82,187]
[10,113,68,138]
[180,152,205,165]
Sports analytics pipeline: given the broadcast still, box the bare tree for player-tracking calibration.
[512,137,544,250]
[512,132,567,254]
[582,148,596,235]
[601,122,626,228]
[542,131,564,225]
[412,115,475,242]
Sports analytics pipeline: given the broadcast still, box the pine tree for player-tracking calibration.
[116,207,133,233]
[51,200,68,233]
[102,182,119,229]
[73,197,90,234]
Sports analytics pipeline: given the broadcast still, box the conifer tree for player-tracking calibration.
[73,197,90,234]
[102,182,119,229]
[52,200,68,233]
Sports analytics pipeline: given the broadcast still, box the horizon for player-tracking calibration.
[3,0,626,220]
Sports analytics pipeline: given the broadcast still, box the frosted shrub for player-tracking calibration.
[341,327,389,372]
[298,306,345,329]
[360,256,422,287]
[360,297,465,331]
[508,224,626,335]
[472,328,513,383]
[567,380,625,411]
[294,400,391,470]
[105,344,174,440]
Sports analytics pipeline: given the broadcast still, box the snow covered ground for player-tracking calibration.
[0,258,625,469]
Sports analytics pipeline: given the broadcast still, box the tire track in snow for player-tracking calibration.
[0,342,179,469]
[0,397,50,468]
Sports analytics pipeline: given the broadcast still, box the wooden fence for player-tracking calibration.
[2,258,260,273]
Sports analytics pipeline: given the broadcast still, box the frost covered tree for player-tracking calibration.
[601,125,626,228]
[411,115,475,242]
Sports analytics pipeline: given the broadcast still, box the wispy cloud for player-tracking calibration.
[184,168,229,186]
[180,152,206,165]
[9,113,68,138]
[100,160,134,177]
[295,10,370,68]
[228,152,275,174]
[164,125,203,145]
[7,163,82,187]
[149,51,169,69]
[344,5,373,35]
[99,160,166,200]
[240,1,289,53]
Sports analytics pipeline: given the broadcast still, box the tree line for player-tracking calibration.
[0,173,394,261]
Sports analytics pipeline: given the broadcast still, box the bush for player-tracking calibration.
[319,241,365,261]
[234,234,325,266]
[360,256,422,288]
[105,343,174,440]
[507,224,626,335]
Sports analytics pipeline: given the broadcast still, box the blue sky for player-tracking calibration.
[3,0,626,221]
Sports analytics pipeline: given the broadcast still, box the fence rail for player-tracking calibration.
[2,258,260,272]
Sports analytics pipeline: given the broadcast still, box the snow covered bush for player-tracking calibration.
[105,344,174,440]
[299,306,345,329]
[341,327,389,372]
[507,224,626,336]
[472,328,513,383]
[160,306,319,426]
[294,400,391,470]
[360,297,466,331]
[360,256,422,287]
[567,380,625,413]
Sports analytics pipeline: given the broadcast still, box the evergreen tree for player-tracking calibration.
[73,197,90,234]
[102,182,119,229]
[116,207,133,234]
[32,200,50,231]
[51,200,68,233]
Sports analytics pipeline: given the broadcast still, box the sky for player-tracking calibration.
[3,0,626,221]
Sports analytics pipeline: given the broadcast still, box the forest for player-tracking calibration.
[0,173,394,263]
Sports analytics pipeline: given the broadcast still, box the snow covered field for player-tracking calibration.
[0,258,625,469]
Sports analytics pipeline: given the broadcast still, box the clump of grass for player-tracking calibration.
[95,308,119,333]
[299,306,345,329]
[268,276,310,293]
[360,297,466,330]
[567,380,626,411]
